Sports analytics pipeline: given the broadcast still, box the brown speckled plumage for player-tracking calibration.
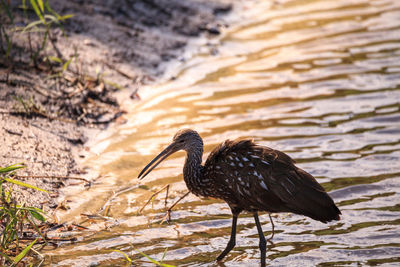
[138,129,341,266]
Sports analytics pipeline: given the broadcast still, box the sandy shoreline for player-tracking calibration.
[0,0,234,213]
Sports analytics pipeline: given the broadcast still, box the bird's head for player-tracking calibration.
[138,129,202,180]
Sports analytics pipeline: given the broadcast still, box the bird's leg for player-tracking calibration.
[217,208,241,262]
[160,191,190,224]
[267,213,275,241]
[253,212,267,267]
[139,184,170,214]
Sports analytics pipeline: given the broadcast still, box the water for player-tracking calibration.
[48,0,400,265]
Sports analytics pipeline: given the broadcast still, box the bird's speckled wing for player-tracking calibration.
[204,139,340,222]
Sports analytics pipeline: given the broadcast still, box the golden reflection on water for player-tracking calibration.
[51,0,400,265]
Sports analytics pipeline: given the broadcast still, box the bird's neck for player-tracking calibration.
[183,146,205,196]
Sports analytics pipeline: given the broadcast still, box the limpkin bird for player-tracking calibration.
[138,129,341,266]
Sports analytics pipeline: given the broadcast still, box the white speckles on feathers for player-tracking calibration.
[287,178,295,187]
[173,132,339,222]
[260,180,268,190]
[261,160,270,166]
[282,184,293,196]
[243,187,251,195]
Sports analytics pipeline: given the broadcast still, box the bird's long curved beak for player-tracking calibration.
[138,143,177,180]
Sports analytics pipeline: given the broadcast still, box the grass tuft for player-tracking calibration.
[114,247,176,267]
[1,0,74,66]
[0,164,47,265]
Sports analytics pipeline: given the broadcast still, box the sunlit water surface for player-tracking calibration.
[48,0,400,265]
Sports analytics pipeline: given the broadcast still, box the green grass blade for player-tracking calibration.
[21,19,43,33]
[112,250,132,264]
[3,178,49,193]
[47,56,63,63]
[28,208,46,222]
[37,0,44,12]
[62,58,72,72]
[44,14,58,23]
[136,250,160,265]
[13,238,37,264]
[161,248,168,262]
[0,164,25,174]
[135,249,176,267]
[44,0,60,19]
[30,0,45,24]
[103,79,124,90]
[59,14,74,21]
[5,185,12,202]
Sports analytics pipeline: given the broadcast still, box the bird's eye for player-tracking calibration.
[179,139,184,143]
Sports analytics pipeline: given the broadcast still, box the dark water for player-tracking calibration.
[48,0,400,265]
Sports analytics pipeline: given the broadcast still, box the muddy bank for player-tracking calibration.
[0,0,233,212]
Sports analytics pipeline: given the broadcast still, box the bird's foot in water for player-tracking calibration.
[159,191,190,224]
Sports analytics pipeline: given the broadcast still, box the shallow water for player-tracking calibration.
[48,0,400,265]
